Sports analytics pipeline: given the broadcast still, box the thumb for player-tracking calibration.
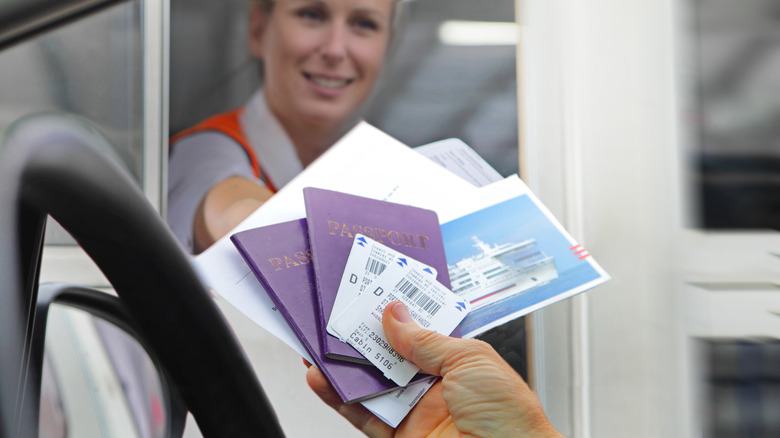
[382,301,490,377]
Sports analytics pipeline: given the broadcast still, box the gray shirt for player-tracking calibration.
[167,90,303,253]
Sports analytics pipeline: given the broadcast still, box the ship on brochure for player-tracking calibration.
[448,237,558,311]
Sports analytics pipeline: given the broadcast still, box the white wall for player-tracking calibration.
[521,0,691,436]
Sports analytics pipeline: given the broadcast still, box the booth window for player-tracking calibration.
[692,0,780,231]
[0,1,144,245]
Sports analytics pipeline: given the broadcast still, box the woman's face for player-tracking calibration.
[249,0,394,132]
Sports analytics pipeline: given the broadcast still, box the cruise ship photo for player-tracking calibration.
[448,237,559,311]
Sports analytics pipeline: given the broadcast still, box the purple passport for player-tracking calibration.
[231,219,419,403]
[303,187,452,363]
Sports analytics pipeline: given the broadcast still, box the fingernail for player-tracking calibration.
[391,301,413,323]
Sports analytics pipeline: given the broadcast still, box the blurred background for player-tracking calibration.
[1,0,779,436]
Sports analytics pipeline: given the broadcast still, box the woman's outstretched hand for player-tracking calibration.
[305,301,564,437]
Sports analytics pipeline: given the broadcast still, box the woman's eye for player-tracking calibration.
[353,17,379,32]
[297,8,325,22]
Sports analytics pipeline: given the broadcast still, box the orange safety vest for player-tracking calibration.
[170,108,278,193]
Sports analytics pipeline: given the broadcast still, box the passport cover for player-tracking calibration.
[231,219,423,403]
[303,187,452,362]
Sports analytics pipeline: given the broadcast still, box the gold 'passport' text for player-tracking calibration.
[267,249,312,271]
[326,221,430,250]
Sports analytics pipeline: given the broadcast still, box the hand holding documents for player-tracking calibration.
[231,220,436,406]
[192,122,610,428]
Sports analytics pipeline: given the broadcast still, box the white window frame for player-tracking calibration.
[40,0,170,288]
[518,0,583,434]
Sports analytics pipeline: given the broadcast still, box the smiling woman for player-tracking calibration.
[251,0,392,156]
[167,0,396,254]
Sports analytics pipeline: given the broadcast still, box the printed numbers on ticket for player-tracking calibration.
[328,234,437,341]
[332,260,470,386]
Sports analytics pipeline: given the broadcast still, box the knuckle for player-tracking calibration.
[410,328,441,350]
[441,339,501,372]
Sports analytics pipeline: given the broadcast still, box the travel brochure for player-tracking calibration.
[441,185,608,338]
[192,122,610,427]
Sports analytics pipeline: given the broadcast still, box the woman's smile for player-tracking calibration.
[303,72,354,90]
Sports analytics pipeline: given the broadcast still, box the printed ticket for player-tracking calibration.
[328,234,437,341]
[332,259,470,386]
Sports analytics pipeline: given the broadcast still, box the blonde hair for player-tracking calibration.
[246,0,408,29]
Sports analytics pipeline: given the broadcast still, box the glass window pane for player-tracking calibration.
[691,0,780,230]
[0,1,144,244]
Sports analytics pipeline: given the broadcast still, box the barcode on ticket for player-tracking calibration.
[395,278,442,316]
[365,256,387,276]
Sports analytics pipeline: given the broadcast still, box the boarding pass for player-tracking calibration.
[331,255,470,386]
[328,234,437,341]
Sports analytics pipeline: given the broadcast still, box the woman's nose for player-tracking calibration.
[320,26,347,65]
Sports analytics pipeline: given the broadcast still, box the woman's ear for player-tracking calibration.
[248,5,270,60]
